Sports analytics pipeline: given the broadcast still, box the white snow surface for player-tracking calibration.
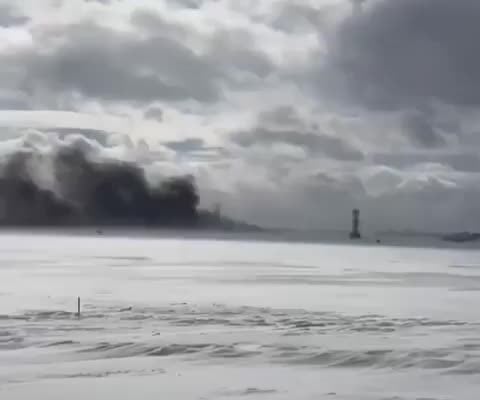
[1,232,480,399]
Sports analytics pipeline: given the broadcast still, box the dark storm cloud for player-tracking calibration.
[0,136,199,226]
[232,106,364,161]
[0,4,29,27]
[322,0,480,109]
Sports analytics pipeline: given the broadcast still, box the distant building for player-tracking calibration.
[350,208,361,239]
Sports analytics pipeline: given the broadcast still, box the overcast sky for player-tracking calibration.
[0,0,479,233]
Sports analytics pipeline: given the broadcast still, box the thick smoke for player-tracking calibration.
[0,132,199,226]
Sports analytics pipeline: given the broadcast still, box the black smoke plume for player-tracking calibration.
[0,135,199,227]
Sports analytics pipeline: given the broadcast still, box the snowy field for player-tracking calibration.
[1,233,480,399]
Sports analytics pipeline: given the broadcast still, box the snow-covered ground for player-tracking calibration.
[1,232,480,399]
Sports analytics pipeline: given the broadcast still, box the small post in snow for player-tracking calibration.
[77,296,81,318]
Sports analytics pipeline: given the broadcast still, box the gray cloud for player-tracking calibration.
[0,4,29,27]
[0,90,30,110]
[402,111,446,148]
[232,106,364,161]
[271,2,335,34]
[258,105,305,127]
[164,0,203,9]
[225,175,362,231]
[130,8,191,39]
[50,127,112,146]
[373,151,480,174]
[165,138,206,153]
[207,28,274,80]
[17,22,221,104]
[211,163,480,233]
[132,8,274,80]
[322,0,480,109]
[234,127,364,161]
[164,137,226,161]
[0,8,276,109]
[144,107,164,122]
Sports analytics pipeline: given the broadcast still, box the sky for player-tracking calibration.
[0,0,479,233]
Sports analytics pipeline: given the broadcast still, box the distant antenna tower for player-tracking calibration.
[350,208,361,239]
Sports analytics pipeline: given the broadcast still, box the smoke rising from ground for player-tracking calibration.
[0,131,199,226]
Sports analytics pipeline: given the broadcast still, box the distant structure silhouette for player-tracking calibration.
[350,209,361,239]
